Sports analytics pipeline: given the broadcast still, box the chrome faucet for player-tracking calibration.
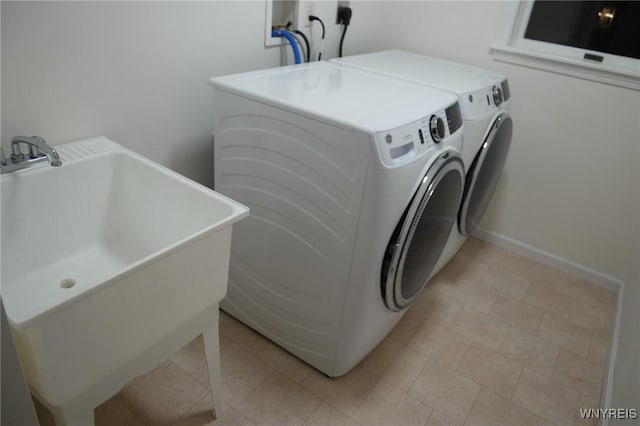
[1,136,62,174]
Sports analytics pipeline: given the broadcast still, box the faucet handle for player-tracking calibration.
[29,144,41,159]
[0,147,6,166]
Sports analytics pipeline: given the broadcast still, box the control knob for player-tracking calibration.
[429,115,446,143]
[492,85,503,107]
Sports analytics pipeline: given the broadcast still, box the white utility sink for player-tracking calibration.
[1,137,248,425]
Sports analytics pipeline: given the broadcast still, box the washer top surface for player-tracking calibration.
[332,50,506,96]
[208,61,457,133]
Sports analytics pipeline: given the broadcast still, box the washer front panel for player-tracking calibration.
[460,113,513,235]
[381,152,464,311]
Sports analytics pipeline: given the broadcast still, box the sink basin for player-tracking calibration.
[1,137,248,424]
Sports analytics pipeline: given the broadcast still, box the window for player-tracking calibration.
[491,1,640,90]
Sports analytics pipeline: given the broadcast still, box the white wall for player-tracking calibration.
[348,1,640,283]
[1,0,376,187]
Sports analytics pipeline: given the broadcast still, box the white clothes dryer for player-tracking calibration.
[332,50,513,275]
[208,62,464,376]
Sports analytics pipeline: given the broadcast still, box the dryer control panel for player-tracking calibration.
[375,102,463,167]
[458,80,509,120]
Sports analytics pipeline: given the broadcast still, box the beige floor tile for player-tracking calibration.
[411,290,465,328]
[464,388,538,426]
[237,372,321,426]
[352,381,432,426]
[513,257,559,288]
[191,340,272,407]
[538,313,592,358]
[500,327,559,378]
[257,341,313,383]
[523,282,573,319]
[175,395,255,426]
[301,364,379,417]
[388,307,425,345]
[303,403,360,426]
[460,237,482,256]
[408,320,471,370]
[433,276,498,314]
[455,257,493,283]
[443,245,489,282]
[170,335,207,374]
[474,242,519,269]
[481,263,531,300]
[219,311,271,354]
[599,287,617,313]
[512,369,580,424]
[452,307,509,351]
[96,397,136,425]
[425,410,463,426]
[552,350,604,400]
[569,299,614,336]
[554,273,607,306]
[574,394,600,426]
[408,358,480,422]
[587,333,610,367]
[490,295,544,334]
[457,343,523,399]
[361,337,428,391]
[536,419,558,426]
[118,361,209,424]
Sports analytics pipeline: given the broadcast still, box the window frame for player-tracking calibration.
[490,1,640,91]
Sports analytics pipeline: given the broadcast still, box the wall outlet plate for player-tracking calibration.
[336,0,350,24]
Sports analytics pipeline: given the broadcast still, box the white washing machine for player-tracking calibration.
[208,62,464,376]
[332,50,513,275]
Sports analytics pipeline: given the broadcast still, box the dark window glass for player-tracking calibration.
[525,1,640,60]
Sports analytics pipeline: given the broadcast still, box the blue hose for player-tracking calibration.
[272,29,301,64]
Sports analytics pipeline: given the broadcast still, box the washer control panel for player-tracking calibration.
[375,102,463,167]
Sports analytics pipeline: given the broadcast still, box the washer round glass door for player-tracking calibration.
[381,152,464,311]
[459,113,513,236]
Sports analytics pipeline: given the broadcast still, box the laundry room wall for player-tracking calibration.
[0,1,382,187]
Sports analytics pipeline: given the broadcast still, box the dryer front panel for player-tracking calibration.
[459,113,513,236]
[381,152,464,311]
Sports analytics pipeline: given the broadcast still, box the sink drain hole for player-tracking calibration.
[60,278,76,289]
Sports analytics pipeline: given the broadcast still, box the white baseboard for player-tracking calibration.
[473,227,623,291]
[601,284,625,426]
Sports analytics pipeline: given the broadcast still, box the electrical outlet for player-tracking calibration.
[336,0,350,24]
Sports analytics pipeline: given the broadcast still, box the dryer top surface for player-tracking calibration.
[208,62,457,133]
[332,50,506,96]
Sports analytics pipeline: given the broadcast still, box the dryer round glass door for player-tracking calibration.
[459,113,513,236]
[381,152,464,312]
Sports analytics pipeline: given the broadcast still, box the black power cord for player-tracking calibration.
[293,29,311,63]
[337,6,352,57]
[309,15,325,60]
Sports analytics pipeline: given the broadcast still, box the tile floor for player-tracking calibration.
[34,238,616,426]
